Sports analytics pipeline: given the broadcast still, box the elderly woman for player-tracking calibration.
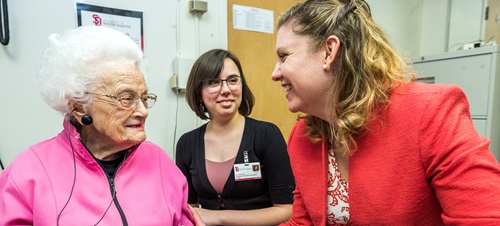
[0,26,196,225]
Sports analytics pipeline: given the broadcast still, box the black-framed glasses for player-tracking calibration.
[86,92,157,109]
[203,75,242,93]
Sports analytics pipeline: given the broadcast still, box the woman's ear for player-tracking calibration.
[323,35,340,71]
[68,101,86,118]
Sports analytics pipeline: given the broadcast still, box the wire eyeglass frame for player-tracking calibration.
[86,92,157,109]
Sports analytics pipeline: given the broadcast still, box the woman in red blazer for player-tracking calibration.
[271,0,500,225]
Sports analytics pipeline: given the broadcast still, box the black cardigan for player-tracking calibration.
[175,117,295,210]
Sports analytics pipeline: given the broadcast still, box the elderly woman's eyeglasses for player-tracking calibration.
[203,75,242,93]
[86,92,157,109]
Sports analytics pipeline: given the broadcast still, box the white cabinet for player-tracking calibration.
[412,46,500,160]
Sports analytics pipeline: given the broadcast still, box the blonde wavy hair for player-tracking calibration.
[277,0,416,155]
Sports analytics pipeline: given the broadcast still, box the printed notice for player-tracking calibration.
[233,5,274,34]
[76,3,144,51]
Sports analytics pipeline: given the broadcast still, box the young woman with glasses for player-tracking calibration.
[176,49,295,225]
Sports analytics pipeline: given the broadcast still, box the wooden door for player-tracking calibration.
[486,0,500,44]
[227,0,301,141]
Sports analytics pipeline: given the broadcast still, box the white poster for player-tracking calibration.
[76,3,144,50]
[233,5,274,34]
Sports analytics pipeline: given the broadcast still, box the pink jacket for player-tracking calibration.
[0,121,194,225]
[283,83,500,225]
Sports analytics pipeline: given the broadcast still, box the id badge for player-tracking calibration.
[234,162,262,181]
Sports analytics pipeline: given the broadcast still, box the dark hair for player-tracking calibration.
[185,49,255,120]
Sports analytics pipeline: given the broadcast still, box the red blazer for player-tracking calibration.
[282,83,500,225]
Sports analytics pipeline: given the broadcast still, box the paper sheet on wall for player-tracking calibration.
[232,5,274,34]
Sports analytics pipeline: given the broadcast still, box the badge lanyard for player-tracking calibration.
[243,150,249,164]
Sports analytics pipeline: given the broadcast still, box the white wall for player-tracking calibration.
[448,0,487,50]
[0,0,227,166]
[368,0,487,57]
[368,0,423,58]
[419,0,487,55]
[419,0,449,56]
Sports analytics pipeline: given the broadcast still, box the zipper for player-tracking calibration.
[109,177,128,226]
[104,147,135,226]
[79,139,138,225]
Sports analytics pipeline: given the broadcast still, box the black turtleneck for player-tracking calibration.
[97,151,126,178]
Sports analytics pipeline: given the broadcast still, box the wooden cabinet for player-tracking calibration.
[412,46,500,160]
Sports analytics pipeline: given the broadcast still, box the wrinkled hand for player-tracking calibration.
[188,205,206,226]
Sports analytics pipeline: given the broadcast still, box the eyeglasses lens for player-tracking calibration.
[205,76,241,92]
[117,93,157,109]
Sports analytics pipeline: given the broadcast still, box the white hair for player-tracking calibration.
[36,26,146,115]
